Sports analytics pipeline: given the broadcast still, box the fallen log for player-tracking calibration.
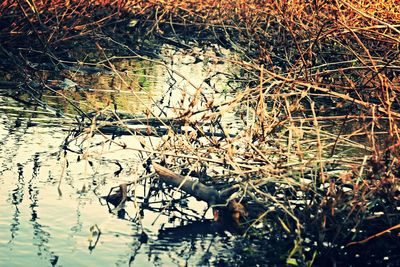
[153,163,224,205]
[0,81,20,89]
[153,163,248,226]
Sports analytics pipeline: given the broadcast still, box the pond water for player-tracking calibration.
[1,42,399,266]
[0,45,258,266]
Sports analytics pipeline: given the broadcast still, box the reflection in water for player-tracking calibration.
[0,41,398,266]
[12,163,24,205]
[43,59,163,116]
[0,45,246,266]
[153,221,223,266]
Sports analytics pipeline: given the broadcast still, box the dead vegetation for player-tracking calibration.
[1,0,399,265]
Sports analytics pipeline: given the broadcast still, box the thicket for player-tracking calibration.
[0,1,399,265]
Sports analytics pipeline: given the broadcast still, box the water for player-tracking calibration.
[0,45,247,266]
[1,42,399,266]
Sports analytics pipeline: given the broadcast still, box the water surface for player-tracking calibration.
[0,45,246,267]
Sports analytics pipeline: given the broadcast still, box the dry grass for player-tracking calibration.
[1,0,399,264]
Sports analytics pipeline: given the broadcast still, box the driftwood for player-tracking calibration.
[97,164,252,227]
[0,81,20,89]
[153,163,250,226]
[153,163,224,205]
[98,125,235,138]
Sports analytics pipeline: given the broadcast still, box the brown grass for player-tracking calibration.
[1,0,399,264]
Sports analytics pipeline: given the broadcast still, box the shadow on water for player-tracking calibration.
[0,44,253,266]
[1,14,398,264]
[4,143,60,266]
[1,47,399,266]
